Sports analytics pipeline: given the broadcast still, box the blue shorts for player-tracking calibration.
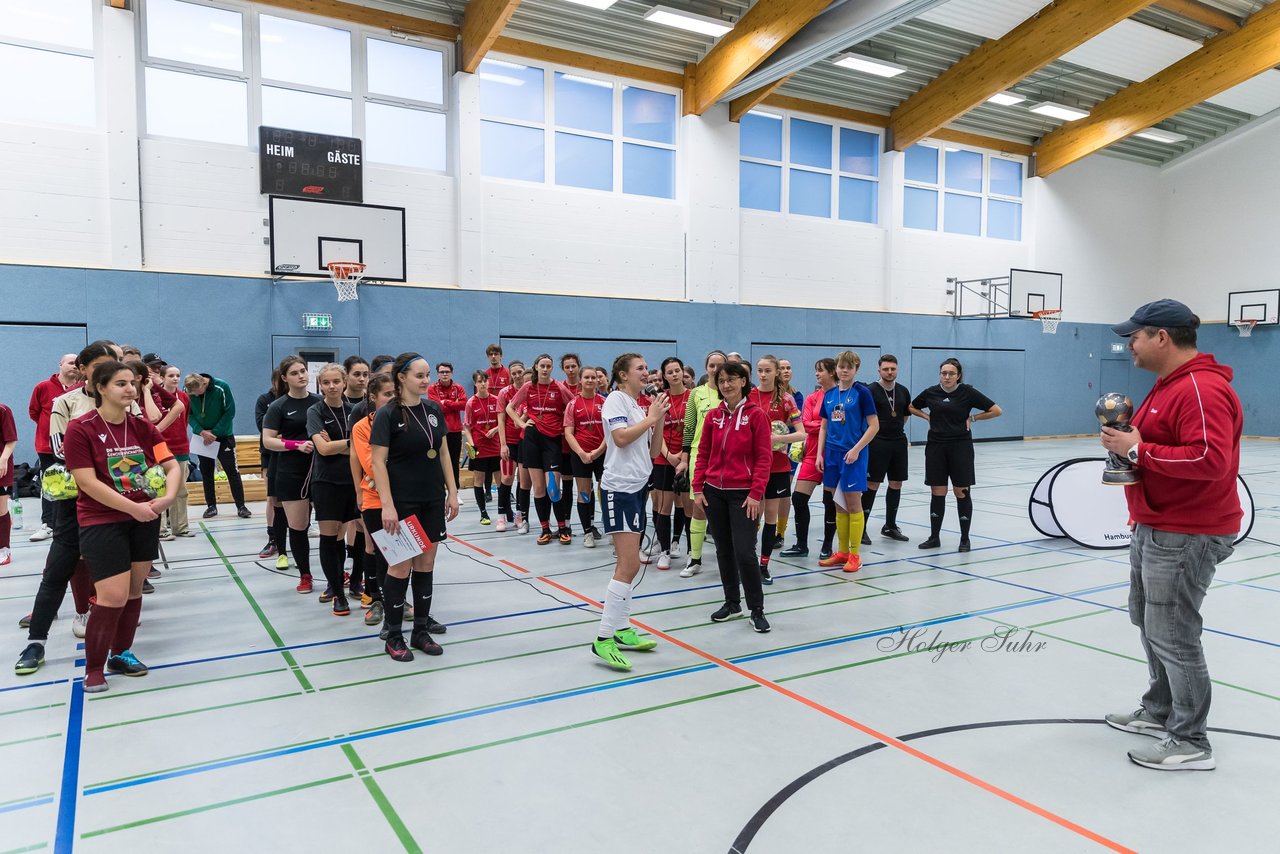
[823,445,868,493]
[599,487,648,535]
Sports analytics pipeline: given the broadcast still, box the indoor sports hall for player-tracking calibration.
[2,0,1279,852]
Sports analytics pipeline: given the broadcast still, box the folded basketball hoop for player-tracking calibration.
[1032,309,1061,334]
[1232,319,1257,338]
[326,261,365,302]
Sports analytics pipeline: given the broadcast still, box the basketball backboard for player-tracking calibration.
[269,196,406,282]
[1009,269,1062,317]
[1227,288,1279,326]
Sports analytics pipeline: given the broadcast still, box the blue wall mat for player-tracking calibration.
[0,324,89,469]
[748,344,882,395]
[908,348,1026,442]
[499,338,678,380]
[1,262,1274,467]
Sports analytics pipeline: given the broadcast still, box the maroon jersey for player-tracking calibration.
[748,387,801,473]
[498,385,526,445]
[486,365,511,395]
[62,411,173,526]
[428,381,468,432]
[510,380,573,439]
[565,394,605,453]
[654,388,689,465]
[466,394,502,458]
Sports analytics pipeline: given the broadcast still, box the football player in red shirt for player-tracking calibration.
[748,356,803,584]
[464,371,503,525]
[496,361,528,531]
[507,356,574,543]
[564,368,607,547]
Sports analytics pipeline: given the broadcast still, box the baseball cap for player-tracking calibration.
[1111,299,1199,337]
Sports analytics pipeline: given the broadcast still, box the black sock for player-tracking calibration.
[578,499,594,533]
[862,488,879,523]
[555,492,573,529]
[673,506,687,544]
[382,574,409,637]
[821,491,837,552]
[410,571,433,633]
[289,528,311,575]
[498,484,512,520]
[930,494,946,539]
[885,487,902,528]
[273,507,289,554]
[654,511,671,552]
[474,486,487,513]
[534,494,551,527]
[957,489,973,539]
[517,486,530,517]
[366,550,385,601]
[318,534,344,593]
[350,534,366,587]
[760,523,777,567]
[791,492,810,549]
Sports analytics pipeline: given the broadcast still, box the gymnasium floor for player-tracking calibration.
[1,437,1277,853]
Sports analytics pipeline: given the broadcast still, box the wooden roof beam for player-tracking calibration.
[728,77,790,122]
[688,0,831,116]
[1033,0,1280,177]
[460,0,523,74]
[1153,0,1241,33]
[253,0,458,40]
[888,0,1158,152]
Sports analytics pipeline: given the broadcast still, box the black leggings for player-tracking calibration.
[703,486,764,612]
[39,452,59,527]
[446,432,462,491]
[27,499,83,642]
[198,436,246,508]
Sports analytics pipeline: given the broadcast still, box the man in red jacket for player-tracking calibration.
[1101,299,1242,772]
[27,354,81,540]
[428,363,469,494]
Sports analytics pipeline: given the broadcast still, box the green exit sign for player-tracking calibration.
[303,313,333,331]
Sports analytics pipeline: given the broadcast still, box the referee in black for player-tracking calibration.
[862,355,911,543]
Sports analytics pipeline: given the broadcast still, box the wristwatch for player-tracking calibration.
[1127,444,1140,464]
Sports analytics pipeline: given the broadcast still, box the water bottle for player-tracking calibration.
[12,499,23,531]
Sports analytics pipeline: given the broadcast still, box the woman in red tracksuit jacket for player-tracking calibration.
[692,360,774,633]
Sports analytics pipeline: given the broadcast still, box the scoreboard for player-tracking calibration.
[258,126,363,203]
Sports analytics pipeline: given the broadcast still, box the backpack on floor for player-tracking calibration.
[12,463,39,498]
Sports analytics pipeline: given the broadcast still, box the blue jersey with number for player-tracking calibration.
[820,383,875,451]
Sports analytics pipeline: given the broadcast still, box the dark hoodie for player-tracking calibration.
[1126,353,1242,535]
[692,397,773,501]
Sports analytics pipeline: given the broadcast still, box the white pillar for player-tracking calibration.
[452,70,484,289]
[681,104,740,304]
[101,4,142,269]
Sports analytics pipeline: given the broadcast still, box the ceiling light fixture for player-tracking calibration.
[1134,127,1189,144]
[1028,101,1090,122]
[832,53,908,77]
[987,91,1025,107]
[643,5,734,37]
[563,0,620,9]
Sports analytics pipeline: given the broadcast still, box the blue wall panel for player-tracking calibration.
[2,262,1275,467]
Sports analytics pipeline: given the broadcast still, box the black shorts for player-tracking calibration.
[868,437,910,483]
[469,455,500,474]
[570,454,604,481]
[274,465,310,502]
[312,481,358,523]
[394,500,448,544]
[80,518,162,581]
[650,462,677,492]
[765,470,792,499]
[520,428,562,472]
[924,440,976,487]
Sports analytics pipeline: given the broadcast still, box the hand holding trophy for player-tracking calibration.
[1096,393,1139,485]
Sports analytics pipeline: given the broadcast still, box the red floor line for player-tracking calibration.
[453,532,1135,853]
[449,534,493,558]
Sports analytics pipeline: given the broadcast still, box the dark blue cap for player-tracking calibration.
[1112,299,1199,337]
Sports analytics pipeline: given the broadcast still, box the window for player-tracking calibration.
[139,1,449,171]
[739,111,880,224]
[479,58,678,200]
[0,0,95,127]
[902,144,1025,240]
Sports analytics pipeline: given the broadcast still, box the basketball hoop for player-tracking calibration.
[326,261,365,302]
[1032,309,1062,335]
[1232,319,1258,338]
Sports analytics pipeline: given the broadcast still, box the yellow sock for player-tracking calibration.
[776,515,789,540]
[835,511,850,554]
[849,511,865,555]
[690,518,707,560]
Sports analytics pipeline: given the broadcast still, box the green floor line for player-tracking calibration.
[151,573,230,586]
[775,628,1001,682]
[0,792,54,809]
[341,745,422,854]
[85,666,290,702]
[318,640,597,692]
[202,524,313,691]
[0,843,50,854]
[86,691,305,732]
[88,733,335,789]
[373,685,756,774]
[0,732,62,749]
[78,773,353,838]
[0,702,66,719]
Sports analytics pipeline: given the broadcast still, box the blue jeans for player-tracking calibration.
[1128,523,1234,749]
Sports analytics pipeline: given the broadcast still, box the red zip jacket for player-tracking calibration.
[692,398,773,501]
[29,374,82,454]
[1127,352,1242,535]
[428,381,468,432]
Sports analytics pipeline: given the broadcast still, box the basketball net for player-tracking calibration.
[326,261,365,302]
[1232,320,1257,338]
[1032,309,1061,335]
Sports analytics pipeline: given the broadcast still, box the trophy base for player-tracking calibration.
[1101,469,1141,486]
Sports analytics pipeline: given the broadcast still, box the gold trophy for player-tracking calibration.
[1096,393,1139,485]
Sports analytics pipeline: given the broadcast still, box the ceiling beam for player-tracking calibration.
[760,94,1035,156]
[460,0,523,74]
[1034,1,1280,177]
[688,0,832,116]
[1153,0,1241,33]
[493,37,684,89]
[253,0,458,40]
[888,0,1158,153]
[108,0,128,9]
[728,77,790,123]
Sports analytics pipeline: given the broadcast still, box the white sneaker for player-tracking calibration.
[583,531,596,549]
[160,528,175,542]
[657,551,671,570]
[517,516,529,535]
[670,542,683,559]
[679,560,702,578]
[0,547,9,566]
[72,611,89,639]
[496,517,507,532]
[29,523,53,542]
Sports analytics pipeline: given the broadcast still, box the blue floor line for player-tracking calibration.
[53,680,84,854]
[0,795,54,815]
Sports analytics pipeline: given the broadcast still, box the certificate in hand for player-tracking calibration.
[370,514,434,564]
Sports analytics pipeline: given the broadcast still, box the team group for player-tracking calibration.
[3,340,1002,678]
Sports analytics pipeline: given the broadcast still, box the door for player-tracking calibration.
[909,348,1025,442]
[1,324,88,466]
[1100,358,1155,411]
[271,336,361,394]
